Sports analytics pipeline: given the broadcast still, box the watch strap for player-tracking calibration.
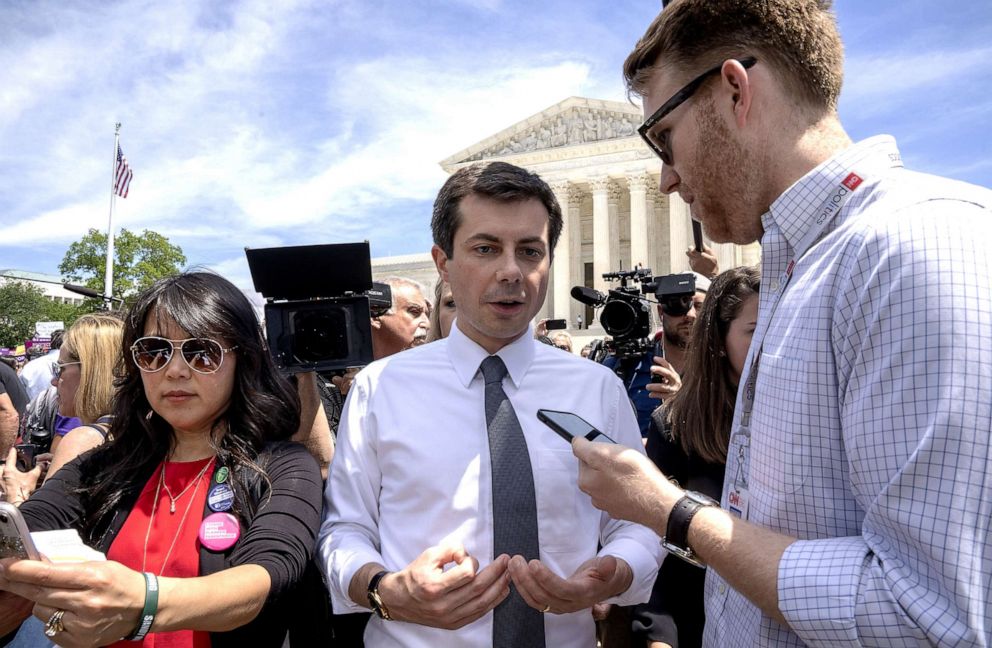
[662,492,714,568]
[366,570,392,620]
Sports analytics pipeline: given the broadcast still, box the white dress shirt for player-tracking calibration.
[319,324,662,648]
[19,349,58,400]
[705,136,992,646]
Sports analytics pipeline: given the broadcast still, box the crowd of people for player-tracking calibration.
[1,1,991,647]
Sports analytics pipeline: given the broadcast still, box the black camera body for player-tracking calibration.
[572,267,655,362]
[643,272,697,317]
[246,242,390,375]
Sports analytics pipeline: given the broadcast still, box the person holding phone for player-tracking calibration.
[319,161,661,647]
[575,1,992,646]
[0,271,323,647]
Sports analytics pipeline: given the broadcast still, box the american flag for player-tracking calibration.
[114,144,133,198]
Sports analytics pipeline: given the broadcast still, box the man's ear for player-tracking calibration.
[431,244,450,283]
[720,59,754,129]
[370,317,382,330]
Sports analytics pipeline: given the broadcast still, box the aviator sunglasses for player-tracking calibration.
[51,361,81,379]
[130,336,237,374]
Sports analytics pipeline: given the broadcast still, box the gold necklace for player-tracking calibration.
[160,459,214,514]
[141,457,215,574]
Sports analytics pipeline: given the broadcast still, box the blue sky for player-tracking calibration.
[1,0,990,293]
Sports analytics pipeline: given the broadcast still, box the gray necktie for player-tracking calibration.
[480,355,545,648]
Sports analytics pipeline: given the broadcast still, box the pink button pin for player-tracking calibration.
[198,512,240,551]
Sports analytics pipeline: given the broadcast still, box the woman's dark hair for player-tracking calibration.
[664,266,759,464]
[78,271,301,536]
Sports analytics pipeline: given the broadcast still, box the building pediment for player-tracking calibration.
[441,97,643,171]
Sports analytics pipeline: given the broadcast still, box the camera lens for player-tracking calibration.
[292,308,349,363]
[601,300,637,337]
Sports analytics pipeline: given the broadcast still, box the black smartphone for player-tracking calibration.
[537,409,617,444]
[15,443,37,472]
[691,219,704,252]
[545,319,567,331]
[0,502,41,560]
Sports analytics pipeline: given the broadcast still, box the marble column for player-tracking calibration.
[607,181,623,271]
[626,172,652,271]
[550,181,583,324]
[590,177,615,294]
[666,192,692,273]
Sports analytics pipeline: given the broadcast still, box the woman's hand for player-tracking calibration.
[2,447,43,506]
[646,357,682,403]
[0,558,145,647]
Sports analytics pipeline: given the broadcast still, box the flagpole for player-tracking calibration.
[105,122,120,310]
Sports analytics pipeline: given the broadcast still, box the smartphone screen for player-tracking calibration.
[545,319,567,331]
[536,409,617,445]
[0,502,41,560]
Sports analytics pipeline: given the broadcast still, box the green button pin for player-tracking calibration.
[215,466,230,484]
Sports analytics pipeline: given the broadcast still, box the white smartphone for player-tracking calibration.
[0,501,41,560]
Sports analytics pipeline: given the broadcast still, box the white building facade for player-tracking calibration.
[375,96,760,333]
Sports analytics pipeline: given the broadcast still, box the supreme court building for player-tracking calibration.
[373,96,760,333]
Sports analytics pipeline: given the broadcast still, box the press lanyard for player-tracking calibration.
[731,171,865,496]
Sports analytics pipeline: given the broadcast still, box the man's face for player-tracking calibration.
[371,283,429,359]
[432,194,551,354]
[658,290,706,348]
[641,63,764,244]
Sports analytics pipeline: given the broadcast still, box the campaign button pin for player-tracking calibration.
[208,483,235,512]
[198,512,240,551]
[214,466,230,484]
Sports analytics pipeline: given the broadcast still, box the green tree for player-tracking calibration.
[0,281,87,348]
[58,228,186,304]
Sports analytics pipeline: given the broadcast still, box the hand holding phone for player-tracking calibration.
[0,502,41,560]
[537,409,617,445]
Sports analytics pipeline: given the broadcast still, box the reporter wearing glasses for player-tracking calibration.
[0,271,323,648]
[1,313,123,507]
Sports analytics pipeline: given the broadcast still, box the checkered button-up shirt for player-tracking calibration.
[704,136,992,647]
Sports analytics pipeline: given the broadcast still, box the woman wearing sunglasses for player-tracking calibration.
[0,271,323,648]
[1,313,123,506]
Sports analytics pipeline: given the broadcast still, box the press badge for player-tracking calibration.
[727,487,749,519]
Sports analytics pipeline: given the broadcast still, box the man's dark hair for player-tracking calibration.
[431,161,563,258]
[50,329,64,350]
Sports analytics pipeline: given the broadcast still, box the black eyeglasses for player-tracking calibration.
[638,57,757,165]
[131,337,237,374]
[51,361,81,379]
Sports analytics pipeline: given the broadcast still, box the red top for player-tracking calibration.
[107,457,214,648]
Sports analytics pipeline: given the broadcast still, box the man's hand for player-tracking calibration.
[377,545,511,630]
[331,368,359,397]
[534,318,550,339]
[686,245,719,279]
[572,436,681,535]
[507,554,632,614]
[645,357,682,403]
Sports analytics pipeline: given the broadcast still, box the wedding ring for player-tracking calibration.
[542,604,552,613]
[44,609,66,637]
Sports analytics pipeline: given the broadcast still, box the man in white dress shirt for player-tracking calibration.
[573,1,992,646]
[319,161,662,647]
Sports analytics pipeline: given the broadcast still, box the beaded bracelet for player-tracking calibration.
[124,572,159,641]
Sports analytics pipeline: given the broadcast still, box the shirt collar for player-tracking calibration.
[446,322,536,389]
[762,135,904,252]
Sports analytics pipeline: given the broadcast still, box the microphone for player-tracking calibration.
[62,283,104,299]
[571,285,607,306]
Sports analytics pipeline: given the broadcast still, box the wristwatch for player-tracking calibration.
[661,490,719,568]
[367,570,393,620]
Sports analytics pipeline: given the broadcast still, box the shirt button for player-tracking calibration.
[769,279,780,292]
[719,584,727,595]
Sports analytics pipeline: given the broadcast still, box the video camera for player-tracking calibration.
[571,268,698,364]
[245,242,391,375]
